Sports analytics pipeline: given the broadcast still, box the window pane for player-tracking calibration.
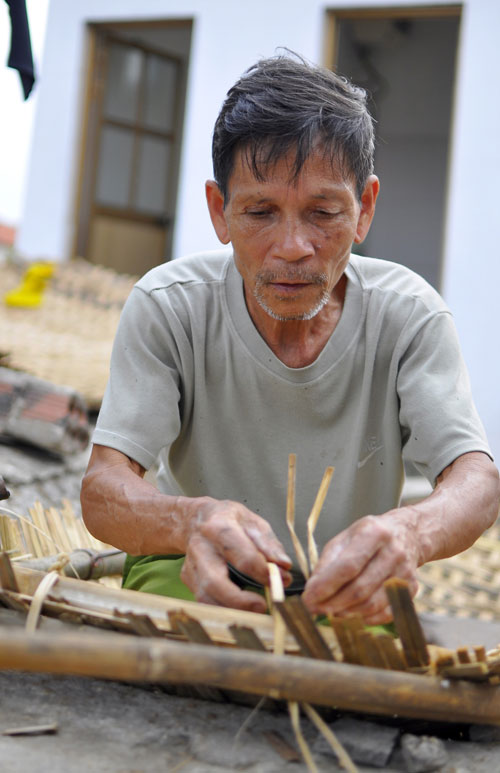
[144,55,177,132]
[103,44,142,123]
[95,126,134,207]
[134,136,171,215]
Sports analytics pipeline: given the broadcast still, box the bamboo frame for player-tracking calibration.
[9,563,329,652]
[1,627,500,726]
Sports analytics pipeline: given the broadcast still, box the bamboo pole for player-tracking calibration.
[12,564,334,651]
[1,627,500,725]
[16,550,125,580]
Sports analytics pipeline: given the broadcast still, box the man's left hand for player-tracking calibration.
[301,511,419,624]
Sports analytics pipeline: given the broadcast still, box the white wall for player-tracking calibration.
[16,0,500,459]
[442,0,500,461]
[17,0,325,262]
[0,0,49,227]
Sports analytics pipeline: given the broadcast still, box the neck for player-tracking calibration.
[245,275,347,368]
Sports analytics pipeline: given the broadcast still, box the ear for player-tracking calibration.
[354,175,380,244]
[205,180,230,244]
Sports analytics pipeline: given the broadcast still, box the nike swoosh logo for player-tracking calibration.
[357,445,384,469]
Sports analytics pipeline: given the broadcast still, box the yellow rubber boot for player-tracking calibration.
[4,262,55,308]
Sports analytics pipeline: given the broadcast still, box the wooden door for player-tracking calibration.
[76,29,186,275]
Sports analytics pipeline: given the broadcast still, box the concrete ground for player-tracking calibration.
[2,438,500,772]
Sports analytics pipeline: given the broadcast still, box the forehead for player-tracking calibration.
[227,146,356,200]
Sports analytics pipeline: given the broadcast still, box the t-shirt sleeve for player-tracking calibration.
[92,286,187,470]
[397,310,492,483]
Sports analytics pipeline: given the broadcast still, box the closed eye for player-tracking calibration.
[313,209,340,218]
[246,209,273,217]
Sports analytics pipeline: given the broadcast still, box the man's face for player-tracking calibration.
[206,148,378,325]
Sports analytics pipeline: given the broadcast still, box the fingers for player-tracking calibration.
[243,522,292,569]
[194,500,292,586]
[302,514,419,622]
[181,536,268,613]
[302,515,387,607]
[183,499,293,612]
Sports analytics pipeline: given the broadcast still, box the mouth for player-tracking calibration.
[268,281,312,294]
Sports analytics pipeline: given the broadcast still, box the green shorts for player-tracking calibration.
[121,553,395,636]
[122,553,196,600]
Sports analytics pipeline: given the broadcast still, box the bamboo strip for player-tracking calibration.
[2,723,58,737]
[29,503,57,555]
[0,515,16,553]
[10,519,26,556]
[374,634,407,671]
[229,625,267,652]
[275,595,334,661]
[45,507,73,554]
[354,630,387,669]
[384,578,430,667]
[25,516,45,558]
[288,702,318,773]
[307,466,334,572]
[267,563,286,657]
[301,703,358,773]
[3,590,141,633]
[60,501,82,549]
[457,647,472,665]
[0,552,19,592]
[168,611,213,645]
[18,517,37,558]
[329,616,365,665]
[73,516,95,551]
[25,571,60,634]
[475,646,487,663]
[116,612,164,638]
[285,454,309,579]
[442,663,489,681]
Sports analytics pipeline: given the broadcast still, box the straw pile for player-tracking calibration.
[0,259,137,409]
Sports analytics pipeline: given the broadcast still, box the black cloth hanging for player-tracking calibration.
[4,0,36,100]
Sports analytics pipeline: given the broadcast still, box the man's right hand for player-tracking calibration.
[181,497,292,612]
[81,445,292,613]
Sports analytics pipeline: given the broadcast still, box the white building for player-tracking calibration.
[17,0,500,459]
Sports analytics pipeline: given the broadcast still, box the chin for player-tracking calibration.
[259,295,330,322]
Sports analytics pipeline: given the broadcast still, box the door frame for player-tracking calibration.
[323,4,462,290]
[72,18,192,269]
[323,5,461,70]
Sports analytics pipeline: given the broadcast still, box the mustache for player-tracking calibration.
[255,270,328,285]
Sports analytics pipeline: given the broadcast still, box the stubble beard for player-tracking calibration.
[253,270,331,322]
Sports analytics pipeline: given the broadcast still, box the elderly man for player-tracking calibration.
[81,54,499,624]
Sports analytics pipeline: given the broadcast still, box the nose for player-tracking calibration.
[273,216,314,262]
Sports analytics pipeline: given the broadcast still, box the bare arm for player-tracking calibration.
[302,452,500,624]
[81,444,292,612]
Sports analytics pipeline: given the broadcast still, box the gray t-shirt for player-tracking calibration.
[93,249,491,558]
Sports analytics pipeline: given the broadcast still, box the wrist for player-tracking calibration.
[175,494,218,549]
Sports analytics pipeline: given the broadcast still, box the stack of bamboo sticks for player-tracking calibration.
[0,500,122,586]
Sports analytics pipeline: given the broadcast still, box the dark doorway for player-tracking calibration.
[327,7,461,289]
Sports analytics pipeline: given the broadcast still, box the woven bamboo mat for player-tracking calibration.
[0,259,137,409]
[416,519,500,621]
